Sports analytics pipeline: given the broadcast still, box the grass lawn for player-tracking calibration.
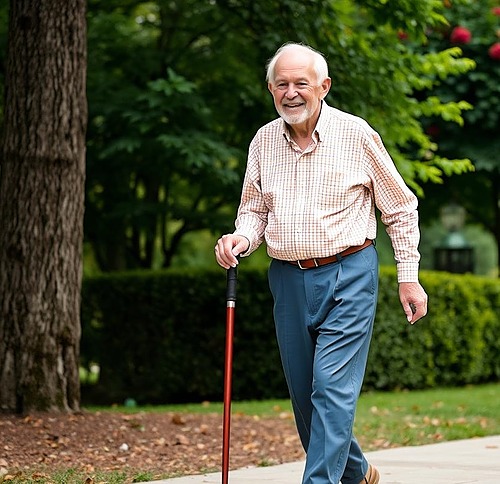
[135,382,500,448]
[354,383,500,449]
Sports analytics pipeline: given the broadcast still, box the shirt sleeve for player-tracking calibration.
[233,136,268,256]
[364,130,421,283]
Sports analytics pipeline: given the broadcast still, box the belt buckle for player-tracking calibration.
[297,258,319,270]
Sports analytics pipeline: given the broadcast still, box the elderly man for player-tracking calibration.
[215,42,428,484]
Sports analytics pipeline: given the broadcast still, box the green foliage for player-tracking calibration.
[358,0,448,38]
[314,2,475,196]
[81,267,287,404]
[366,267,500,389]
[80,266,500,404]
[0,1,483,272]
[423,0,500,170]
[86,6,242,271]
[416,0,500,271]
[79,0,481,271]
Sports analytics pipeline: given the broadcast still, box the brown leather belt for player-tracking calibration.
[288,239,373,269]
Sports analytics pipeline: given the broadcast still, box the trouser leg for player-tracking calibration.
[268,259,315,451]
[268,246,379,484]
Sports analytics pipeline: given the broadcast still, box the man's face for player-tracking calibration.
[268,49,330,127]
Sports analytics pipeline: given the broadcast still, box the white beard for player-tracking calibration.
[277,104,313,126]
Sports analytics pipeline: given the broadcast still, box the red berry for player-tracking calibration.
[450,26,472,44]
[488,42,500,60]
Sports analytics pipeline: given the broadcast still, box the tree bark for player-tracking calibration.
[0,0,87,412]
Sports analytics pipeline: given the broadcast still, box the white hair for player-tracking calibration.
[266,42,329,85]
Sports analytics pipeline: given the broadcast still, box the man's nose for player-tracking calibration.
[285,84,298,98]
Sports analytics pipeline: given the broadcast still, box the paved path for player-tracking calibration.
[145,435,500,483]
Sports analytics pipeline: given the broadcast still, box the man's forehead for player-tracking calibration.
[274,54,315,79]
[276,49,313,68]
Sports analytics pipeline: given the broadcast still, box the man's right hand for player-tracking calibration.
[214,234,250,269]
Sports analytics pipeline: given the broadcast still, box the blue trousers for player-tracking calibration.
[268,245,379,484]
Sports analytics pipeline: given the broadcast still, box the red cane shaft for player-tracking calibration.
[222,304,235,484]
[222,263,238,484]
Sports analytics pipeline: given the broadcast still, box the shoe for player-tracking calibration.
[360,463,380,484]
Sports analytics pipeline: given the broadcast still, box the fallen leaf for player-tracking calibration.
[172,414,186,425]
[175,434,190,445]
[32,472,50,479]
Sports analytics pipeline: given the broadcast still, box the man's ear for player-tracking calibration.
[268,83,274,94]
[321,77,332,99]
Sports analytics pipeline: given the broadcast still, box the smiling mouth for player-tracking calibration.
[284,102,304,108]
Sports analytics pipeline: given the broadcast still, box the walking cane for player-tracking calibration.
[222,262,238,484]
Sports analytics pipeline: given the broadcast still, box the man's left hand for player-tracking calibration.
[399,282,428,324]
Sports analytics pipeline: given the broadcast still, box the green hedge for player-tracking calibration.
[80,267,500,405]
[366,269,500,390]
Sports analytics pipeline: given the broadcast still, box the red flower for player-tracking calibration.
[450,26,472,44]
[397,30,409,41]
[489,42,500,60]
[492,6,500,16]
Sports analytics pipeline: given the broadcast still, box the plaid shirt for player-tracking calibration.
[234,103,420,282]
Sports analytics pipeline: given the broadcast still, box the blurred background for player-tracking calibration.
[2,0,497,278]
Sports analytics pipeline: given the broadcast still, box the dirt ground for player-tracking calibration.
[0,409,305,482]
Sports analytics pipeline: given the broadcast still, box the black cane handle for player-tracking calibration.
[226,264,238,302]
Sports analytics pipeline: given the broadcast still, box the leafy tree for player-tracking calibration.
[0,0,87,412]
[83,0,475,271]
[418,0,500,274]
[85,2,245,270]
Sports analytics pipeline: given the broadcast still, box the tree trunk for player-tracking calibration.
[0,0,87,413]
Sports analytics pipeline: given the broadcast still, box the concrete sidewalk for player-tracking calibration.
[146,435,500,483]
